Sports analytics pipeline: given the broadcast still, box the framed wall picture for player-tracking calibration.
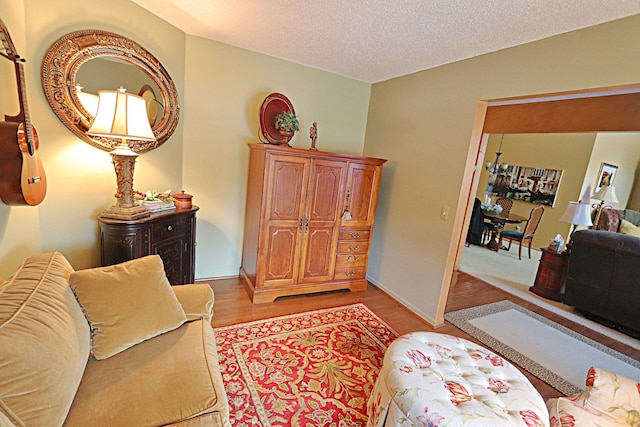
[595,162,618,192]
[485,165,563,207]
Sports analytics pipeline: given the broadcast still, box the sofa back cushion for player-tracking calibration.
[594,208,621,231]
[622,209,640,227]
[0,252,90,426]
[619,219,640,237]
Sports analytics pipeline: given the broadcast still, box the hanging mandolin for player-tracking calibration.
[0,17,46,206]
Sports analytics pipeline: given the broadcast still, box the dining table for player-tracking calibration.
[483,212,527,251]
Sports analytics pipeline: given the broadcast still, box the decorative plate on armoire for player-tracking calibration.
[258,92,295,145]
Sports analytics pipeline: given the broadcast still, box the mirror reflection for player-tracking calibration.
[41,30,179,153]
[76,58,164,127]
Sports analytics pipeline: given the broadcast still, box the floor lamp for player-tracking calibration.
[87,87,155,220]
[591,185,619,229]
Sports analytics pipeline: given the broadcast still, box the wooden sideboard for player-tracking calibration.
[240,143,386,303]
[98,206,198,285]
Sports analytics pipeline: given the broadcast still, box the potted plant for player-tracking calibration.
[274,112,299,137]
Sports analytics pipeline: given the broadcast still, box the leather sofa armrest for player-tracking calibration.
[172,284,214,323]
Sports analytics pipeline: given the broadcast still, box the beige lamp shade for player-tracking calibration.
[592,185,619,203]
[559,201,593,227]
[87,87,155,142]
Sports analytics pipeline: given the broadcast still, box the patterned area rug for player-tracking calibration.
[214,304,399,426]
[445,301,640,396]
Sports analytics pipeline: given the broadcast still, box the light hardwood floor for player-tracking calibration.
[203,271,640,401]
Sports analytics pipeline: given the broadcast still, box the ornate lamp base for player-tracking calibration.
[101,148,150,220]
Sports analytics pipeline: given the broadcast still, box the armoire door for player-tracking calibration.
[298,159,347,283]
[259,154,309,287]
[342,162,381,227]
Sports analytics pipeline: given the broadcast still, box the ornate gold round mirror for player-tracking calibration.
[41,30,180,153]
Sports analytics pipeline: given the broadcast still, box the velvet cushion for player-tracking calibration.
[63,319,230,427]
[619,219,640,237]
[0,252,90,426]
[69,255,187,360]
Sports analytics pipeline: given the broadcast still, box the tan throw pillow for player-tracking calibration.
[69,255,187,360]
[619,219,640,237]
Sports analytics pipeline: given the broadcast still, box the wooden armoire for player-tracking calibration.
[240,143,386,303]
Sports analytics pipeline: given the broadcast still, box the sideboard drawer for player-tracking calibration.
[151,216,189,240]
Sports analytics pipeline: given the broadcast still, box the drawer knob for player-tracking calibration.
[345,270,357,277]
[349,231,361,239]
[347,243,360,251]
[167,225,173,231]
[346,255,359,262]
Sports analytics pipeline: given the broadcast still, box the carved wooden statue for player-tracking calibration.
[310,122,318,150]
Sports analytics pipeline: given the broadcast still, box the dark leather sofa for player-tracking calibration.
[564,229,640,338]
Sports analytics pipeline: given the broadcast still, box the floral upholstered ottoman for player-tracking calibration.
[367,332,549,427]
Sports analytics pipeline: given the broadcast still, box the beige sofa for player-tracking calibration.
[0,252,230,426]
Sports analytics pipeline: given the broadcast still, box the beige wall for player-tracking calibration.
[364,15,640,324]
[181,36,370,278]
[581,133,640,211]
[0,0,370,278]
[476,133,596,248]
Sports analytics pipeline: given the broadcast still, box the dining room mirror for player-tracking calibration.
[41,29,180,153]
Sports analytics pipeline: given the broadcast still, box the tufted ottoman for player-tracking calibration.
[367,332,549,427]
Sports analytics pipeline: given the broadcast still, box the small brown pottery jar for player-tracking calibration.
[173,190,193,209]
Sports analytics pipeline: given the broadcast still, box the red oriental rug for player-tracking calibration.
[214,303,399,426]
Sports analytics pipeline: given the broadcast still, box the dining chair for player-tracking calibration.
[483,197,514,244]
[495,197,513,217]
[498,205,545,260]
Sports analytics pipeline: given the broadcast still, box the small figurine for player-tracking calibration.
[309,122,318,150]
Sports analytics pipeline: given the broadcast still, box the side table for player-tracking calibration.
[98,206,199,285]
[530,248,569,301]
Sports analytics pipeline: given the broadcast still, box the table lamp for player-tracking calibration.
[591,185,619,229]
[87,87,155,220]
[559,201,593,253]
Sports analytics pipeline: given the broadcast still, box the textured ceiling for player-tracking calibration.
[131,0,640,83]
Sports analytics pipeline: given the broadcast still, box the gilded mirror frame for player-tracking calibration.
[41,29,180,153]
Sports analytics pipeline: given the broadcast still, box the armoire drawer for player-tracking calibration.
[336,241,369,254]
[336,253,367,268]
[338,229,370,241]
[335,266,366,280]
